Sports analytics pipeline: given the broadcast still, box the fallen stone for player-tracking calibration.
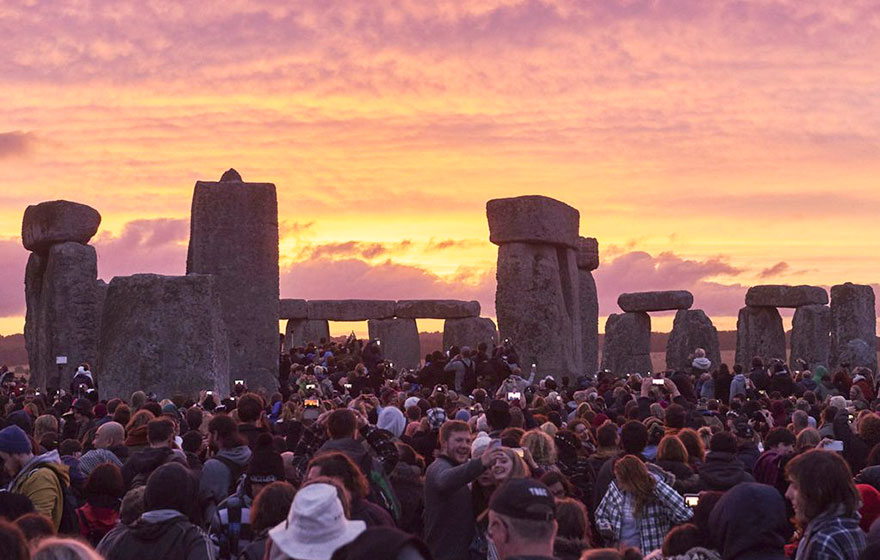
[579,270,599,375]
[495,242,582,380]
[22,200,101,254]
[394,300,480,319]
[790,304,830,371]
[666,309,721,372]
[97,274,230,400]
[735,306,786,367]
[368,318,421,371]
[280,299,308,319]
[487,196,580,249]
[442,317,498,351]
[745,285,828,308]
[576,237,599,271]
[285,319,330,350]
[618,291,693,313]
[307,300,396,321]
[601,312,652,374]
[186,173,279,391]
[830,283,877,371]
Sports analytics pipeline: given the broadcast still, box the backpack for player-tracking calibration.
[44,467,81,535]
[357,448,402,523]
[75,508,109,546]
[213,455,245,496]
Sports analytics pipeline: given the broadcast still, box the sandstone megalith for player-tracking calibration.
[830,283,877,371]
[666,309,721,372]
[368,318,421,371]
[394,300,480,319]
[745,285,828,308]
[790,304,830,371]
[306,299,395,321]
[618,291,693,313]
[97,274,229,399]
[22,200,101,254]
[186,170,279,391]
[577,237,599,375]
[735,306,786,367]
[442,317,498,351]
[285,319,330,350]
[489,195,582,380]
[279,299,308,320]
[601,312,652,374]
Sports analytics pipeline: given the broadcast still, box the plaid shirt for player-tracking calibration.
[290,423,399,483]
[795,509,865,560]
[595,476,693,554]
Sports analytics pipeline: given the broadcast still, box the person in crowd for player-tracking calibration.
[122,416,187,488]
[654,435,700,495]
[553,497,592,560]
[78,421,127,475]
[305,451,395,527]
[0,518,31,560]
[709,482,790,560]
[32,537,104,560]
[15,512,56,550]
[697,431,754,491]
[236,393,270,449]
[238,481,296,560]
[486,478,558,560]
[123,410,155,454]
[200,414,252,523]
[76,462,124,546]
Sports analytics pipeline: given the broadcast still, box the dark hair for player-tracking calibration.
[326,409,358,439]
[307,452,369,499]
[555,497,590,543]
[709,431,737,454]
[85,463,125,504]
[620,421,648,455]
[185,407,203,433]
[822,407,837,423]
[237,393,264,423]
[665,404,686,430]
[765,427,796,449]
[0,492,35,521]
[250,481,296,533]
[662,523,703,556]
[147,417,175,444]
[14,513,55,545]
[181,430,203,454]
[677,428,705,462]
[0,519,28,560]
[540,471,575,497]
[786,449,859,523]
[596,422,618,448]
[112,404,131,427]
[208,414,244,449]
[141,401,162,417]
[439,420,470,443]
[58,439,81,457]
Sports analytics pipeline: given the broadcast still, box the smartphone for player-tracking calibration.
[508,391,522,400]
[306,383,316,390]
[206,390,213,396]
[652,378,665,386]
[235,379,244,385]
[344,383,352,389]
[513,447,525,458]
[304,399,320,408]
[826,440,844,452]
[684,494,700,507]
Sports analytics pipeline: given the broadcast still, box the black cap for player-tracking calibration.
[489,478,556,521]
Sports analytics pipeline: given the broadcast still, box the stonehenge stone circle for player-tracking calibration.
[394,300,480,319]
[487,195,580,249]
[790,304,830,370]
[368,318,421,370]
[601,312,652,374]
[830,283,877,371]
[577,237,599,375]
[491,194,583,379]
[618,291,693,313]
[186,170,279,391]
[285,319,330,350]
[280,299,308,320]
[735,306,786,366]
[442,317,498,351]
[23,253,43,383]
[666,309,721,372]
[22,200,101,254]
[306,299,395,321]
[97,274,229,399]
[745,285,828,308]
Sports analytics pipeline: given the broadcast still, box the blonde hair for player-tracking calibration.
[540,421,558,438]
[34,414,59,439]
[613,455,656,517]
[656,435,689,463]
[521,430,557,465]
[32,537,103,560]
[497,447,531,480]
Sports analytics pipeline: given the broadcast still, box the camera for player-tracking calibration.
[507,391,521,400]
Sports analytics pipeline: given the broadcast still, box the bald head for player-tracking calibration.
[94,421,125,449]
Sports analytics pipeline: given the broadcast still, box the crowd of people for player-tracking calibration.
[1,338,880,560]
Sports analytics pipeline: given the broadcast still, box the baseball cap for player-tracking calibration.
[489,478,556,521]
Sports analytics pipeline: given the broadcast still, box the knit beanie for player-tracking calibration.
[145,462,194,512]
[247,433,285,485]
[0,425,31,455]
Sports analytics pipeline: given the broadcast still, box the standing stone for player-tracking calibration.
[24,253,44,386]
[579,269,599,375]
[735,306,786,367]
[601,312,652,375]
[830,283,877,371]
[368,318,421,371]
[442,317,498,351]
[790,304,830,371]
[186,170,279,391]
[285,319,330,350]
[97,274,229,399]
[22,200,101,254]
[37,242,101,390]
[666,309,721,372]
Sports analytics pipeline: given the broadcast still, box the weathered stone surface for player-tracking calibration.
[442,317,498,351]
[22,200,101,254]
[306,300,396,321]
[579,270,599,375]
[666,309,721,372]
[368,318,421,371]
[220,168,242,182]
[790,304,830,371]
[745,285,828,308]
[280,299,308,319]
[830,283,877,371]
[735,306,786,367]
[97,274,229,399]
[495,242,582,379]
[285,319,330,350]
[576,237,599,271]
[838,339,876,370]
[94,279,108,348]
[35,243,101,390]
[487,196,580,249]
[24,253,44,385]
[618,291,694,313]
[186,174,279,391]
[601,312,652,374]
[394,300,480,319]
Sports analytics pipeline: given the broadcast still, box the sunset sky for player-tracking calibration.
[1,1,879,337]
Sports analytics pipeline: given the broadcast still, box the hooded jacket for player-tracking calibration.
[729,374,747,402]
[199,445,252,523]
[7,449,70,530]
[122,446,188,488]
[709,482,789,560]
[97,509,215,560]
[698,451,754,491]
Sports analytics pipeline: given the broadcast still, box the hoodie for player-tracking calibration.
[98,509,215,560]
[7,449,70,530]
[729,373,747,402]
[709,483,789,560]
[122,446,188,488]
[698,451,755,491]
[199,445,252,522]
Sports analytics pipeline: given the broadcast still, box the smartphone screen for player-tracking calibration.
[652,379,665,386]
[684,494,700,507]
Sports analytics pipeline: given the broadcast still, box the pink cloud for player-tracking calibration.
[0,131,36,160]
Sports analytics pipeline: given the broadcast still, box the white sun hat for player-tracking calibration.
[268,483,366,560]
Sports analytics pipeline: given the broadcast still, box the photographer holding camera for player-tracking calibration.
[443,346,475,393]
